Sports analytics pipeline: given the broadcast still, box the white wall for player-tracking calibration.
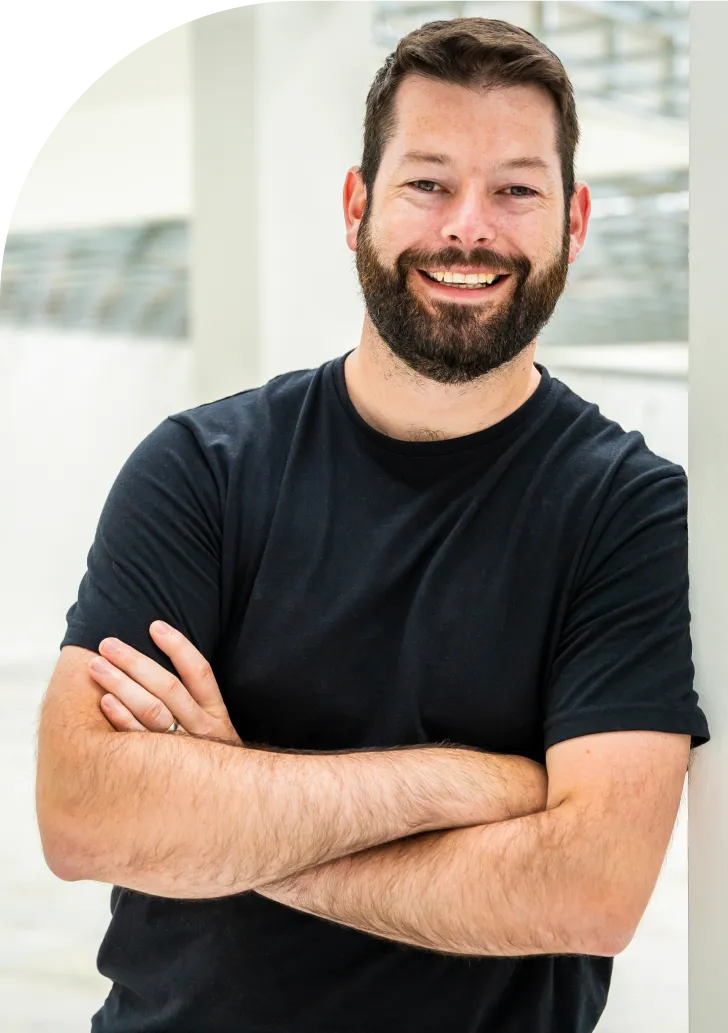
[9,26,191,231]
[687,4,728,1028]
[0,328,193,668]
[577,99,687,180]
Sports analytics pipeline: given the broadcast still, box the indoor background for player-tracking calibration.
[0,3,691,1030]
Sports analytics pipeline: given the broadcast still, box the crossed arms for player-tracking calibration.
[35,633,691,959]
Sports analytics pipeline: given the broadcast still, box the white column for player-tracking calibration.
[191,3,385,393]
[190,7,261,404]
[254,0,377,381]
[688,3,728,1027]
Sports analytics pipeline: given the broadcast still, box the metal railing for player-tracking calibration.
[0,221,187,340]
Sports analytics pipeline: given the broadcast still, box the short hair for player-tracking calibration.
[361,17,579,203]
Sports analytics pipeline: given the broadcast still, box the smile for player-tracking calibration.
[416,269,510,295]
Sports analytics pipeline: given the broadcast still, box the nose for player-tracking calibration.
[440,186,499,251]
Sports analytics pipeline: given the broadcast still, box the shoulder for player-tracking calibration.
[156,360,332,476]
[112,362,331,518]
[168,363,323,447]
[547,372,685,498]
[544,375,687,582]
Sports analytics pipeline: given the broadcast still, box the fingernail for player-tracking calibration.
[91,658,111,675]
[152,621,171,635]
[100,638,120,653]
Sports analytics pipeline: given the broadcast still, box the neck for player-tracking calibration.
[343,317,541,442]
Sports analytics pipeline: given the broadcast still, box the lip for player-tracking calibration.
[415,268,511,300]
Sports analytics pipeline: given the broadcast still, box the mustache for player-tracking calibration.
[397,245,531,279]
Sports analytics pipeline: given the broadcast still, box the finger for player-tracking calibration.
[89,655,178,733]
[148,622,228,719]
[95,638,212,736]
[99,692,150,733]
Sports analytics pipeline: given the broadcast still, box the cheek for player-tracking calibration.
[384,199,441,251]
[500,199,559,237]
[362,211,397,257]
[514,218,564,267]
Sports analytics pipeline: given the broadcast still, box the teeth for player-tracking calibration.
[427,270,500,285]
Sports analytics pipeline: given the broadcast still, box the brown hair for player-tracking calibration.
[361,17,579,204]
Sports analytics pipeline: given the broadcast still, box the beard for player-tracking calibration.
[355,206,571,385]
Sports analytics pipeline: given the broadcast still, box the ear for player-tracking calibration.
[567,181,591,264]
[343,166,368,253]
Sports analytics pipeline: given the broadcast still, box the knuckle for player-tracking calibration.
[193,658,214,683]
[164,676,185,700]
[141,699,167,726]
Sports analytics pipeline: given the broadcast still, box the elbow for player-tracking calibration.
[602,910,639,956]
[36,788,100,883]
[38,815,90,882]
[44,848,86,883]
[575,902,638,958]
[586,926,634,958]
[560,871,639,957]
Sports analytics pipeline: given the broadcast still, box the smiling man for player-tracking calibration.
[36,17,708,1033]
[353,78,573,393]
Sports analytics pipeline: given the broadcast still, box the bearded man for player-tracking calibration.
[36,17,709,1033]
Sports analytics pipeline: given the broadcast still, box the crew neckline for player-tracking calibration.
[330,351,554,457]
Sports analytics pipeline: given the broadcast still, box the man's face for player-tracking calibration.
[353,77,581,384]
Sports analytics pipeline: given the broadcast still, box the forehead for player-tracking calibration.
[381,76,560,177]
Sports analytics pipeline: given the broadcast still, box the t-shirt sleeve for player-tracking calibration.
[543,460,710,753]
[60,415,224,674]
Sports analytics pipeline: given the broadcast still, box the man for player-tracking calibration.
[36,16,709,1033]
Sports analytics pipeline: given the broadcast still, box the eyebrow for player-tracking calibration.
[494,157,552,175]
[395,151,553,178]
[395,150,451,169]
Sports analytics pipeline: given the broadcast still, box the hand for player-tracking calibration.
[88,621,243,746]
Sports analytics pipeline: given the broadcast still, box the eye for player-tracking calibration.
[503,185,538,198]
[408,180,442,193]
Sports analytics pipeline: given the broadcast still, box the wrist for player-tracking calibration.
[518,758,548,816]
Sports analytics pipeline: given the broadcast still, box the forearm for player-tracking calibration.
[47,726,545,900]
[257,802,619,958]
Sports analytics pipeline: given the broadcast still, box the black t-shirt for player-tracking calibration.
[60,354,709,1033]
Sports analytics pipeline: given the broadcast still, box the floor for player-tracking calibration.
[2,664,690,1033]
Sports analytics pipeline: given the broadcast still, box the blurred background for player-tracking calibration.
[0,2,691,1030]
